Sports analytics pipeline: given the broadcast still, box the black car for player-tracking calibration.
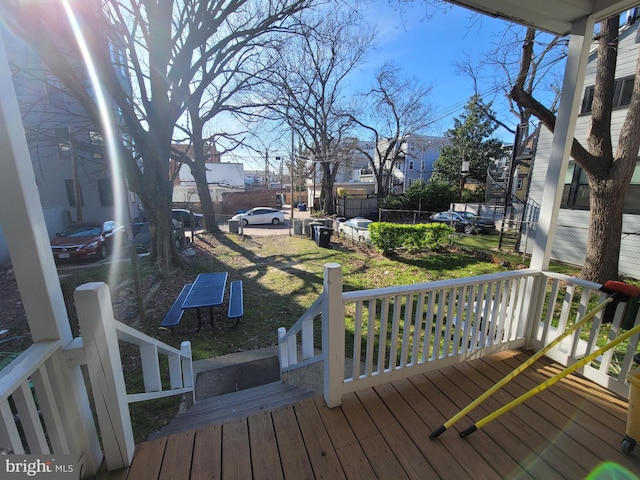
[172,209,204,228]
[132,219,186,254]
[429,211,469,232]
[454,211,496,234]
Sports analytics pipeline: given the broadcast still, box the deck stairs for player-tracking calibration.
[148,347,317,439]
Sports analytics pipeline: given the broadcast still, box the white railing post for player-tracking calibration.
[323,263,345,408]
[74,282,135,471]
[523,273,547,348]
[302,317,314,360]
[180,341,195,403]
[278,327,289,369]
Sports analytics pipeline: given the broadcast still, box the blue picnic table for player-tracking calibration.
[181,272,228,330]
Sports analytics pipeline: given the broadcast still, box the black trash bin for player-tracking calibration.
[316,227,332,248]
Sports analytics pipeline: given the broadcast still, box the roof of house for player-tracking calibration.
[447,0,639,35]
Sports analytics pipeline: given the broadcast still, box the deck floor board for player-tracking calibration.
[111,350,640,479]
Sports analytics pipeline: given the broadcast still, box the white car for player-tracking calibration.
[338,218,373,243]
[232,207,285,225]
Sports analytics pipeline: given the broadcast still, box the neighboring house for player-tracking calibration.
[525,12,640,278]
[169,141,244,204]
[335,137,375,184]
[243,168,281,188]
[377,135,447,193]
[169,141,222,185]
[173,161,245,204]
[0,21,137,265]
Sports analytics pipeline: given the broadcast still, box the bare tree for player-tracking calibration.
[348,62,434,196]
[457,25,567,138]
[4,0,315,270]
[174,9,307,232]
[511,15,640,282]
[265,7,373,214]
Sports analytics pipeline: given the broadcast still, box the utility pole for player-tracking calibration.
[265,150,269,190]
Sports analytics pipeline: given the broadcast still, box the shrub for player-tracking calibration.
[369,222,453,255]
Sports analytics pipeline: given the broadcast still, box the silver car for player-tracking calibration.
[338,218,372,243]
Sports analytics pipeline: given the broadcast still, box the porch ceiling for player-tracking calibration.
[446,0,640,34]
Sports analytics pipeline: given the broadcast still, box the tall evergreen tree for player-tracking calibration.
[433,96,506,190]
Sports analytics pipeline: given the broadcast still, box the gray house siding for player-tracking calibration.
[525,19,640,278]
[0,26,137,265]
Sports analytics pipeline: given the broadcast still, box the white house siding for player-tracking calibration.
[525,19,640,279]
[174,162,245,203]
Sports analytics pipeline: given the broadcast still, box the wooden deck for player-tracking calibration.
[108,350,640,479]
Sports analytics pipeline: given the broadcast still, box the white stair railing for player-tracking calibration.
[68,282,194,471]
[278,296,323,372]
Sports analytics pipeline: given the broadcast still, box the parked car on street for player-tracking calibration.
[51,220,126,261]
[429,211,495,234]
[454,211,496,234]
[132,219,186,254]
[429,211,469,232]
[172,208,203,228]
[231,207,285,225]
[337,217,372,243]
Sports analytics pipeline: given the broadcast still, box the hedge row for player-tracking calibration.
[369,222,454,255]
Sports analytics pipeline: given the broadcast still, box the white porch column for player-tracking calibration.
[0,35,102,473]
[530,16,595,270]
[323,263,345,408]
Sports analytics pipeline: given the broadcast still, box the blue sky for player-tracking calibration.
[236,2,524,170]
[353,2,521,141]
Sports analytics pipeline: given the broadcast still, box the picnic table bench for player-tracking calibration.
[160,283,192,333]
[227,280,243,327]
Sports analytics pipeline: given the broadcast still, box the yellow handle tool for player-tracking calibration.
[429,293,615,439]
[430,280,640,440]
[460,319,640,437]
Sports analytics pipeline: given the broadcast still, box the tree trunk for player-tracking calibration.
[139,138,184,272]
[190,145,218,233]
[581,174,627,281]
[320,162,336,215]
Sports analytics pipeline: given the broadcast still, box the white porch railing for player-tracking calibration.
[530,272,640,398]
[279,264,640,408]
[0,282,194,474]
[0,341,70,455]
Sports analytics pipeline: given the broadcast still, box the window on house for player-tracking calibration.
[516,176,525,190]
[581,76,635,113]
[409,160,414,170]
[97,179,114,206]
[562,160,640,213]
[65,179,84,207]
[55,127,71,154]
[89,130,104,159]
[625,162,640,213]
[46,78,67,110]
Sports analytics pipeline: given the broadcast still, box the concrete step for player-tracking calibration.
[149,381,315,439]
